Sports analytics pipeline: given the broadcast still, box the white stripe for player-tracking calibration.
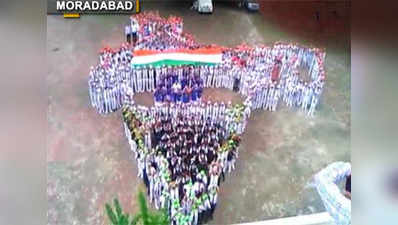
[131,53,222,65]
[233,212,333,225]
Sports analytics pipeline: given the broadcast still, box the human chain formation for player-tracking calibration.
[122,101,245,225]
[88,12,326,225]
[89,46,325,117]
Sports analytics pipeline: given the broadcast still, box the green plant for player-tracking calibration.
[105,191,170,225]
[137,191,170,225]
[105,198,137,225]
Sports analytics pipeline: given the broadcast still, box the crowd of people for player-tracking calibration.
[122,103,242,225]
[89,48,325,117]
[87,12,328,225]
[153,66,204,104]
[88,44,132,114]
[133,12,200,51]
[239,45,326,116]
[88,12,326,118]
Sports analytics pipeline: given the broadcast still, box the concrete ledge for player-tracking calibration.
[234,212,333,225]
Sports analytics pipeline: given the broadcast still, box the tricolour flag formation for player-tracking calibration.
[131,47,223,67]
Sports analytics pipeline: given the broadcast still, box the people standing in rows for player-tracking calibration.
[122,103,241,225]
[90,12,326,118]
[90,13,328,225]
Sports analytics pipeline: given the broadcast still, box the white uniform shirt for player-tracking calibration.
[125,25,131,35]
[131,23,139,33]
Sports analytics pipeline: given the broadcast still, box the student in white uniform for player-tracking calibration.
[125,24,131,44]
[131,19,140,45]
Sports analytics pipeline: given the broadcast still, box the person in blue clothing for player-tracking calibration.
[175,88,182,102]
[157,78,164,91]
[161,86,167,102]
[193,73,199,87]
[166,86,173,102]
[191,84,197,102]
[171,87,177,103]
[172,72,178,84]
[154,87,161,103]
[181,75,188,89]
[182,86,189,103]
[166,77,172,90]
[154,86,165,105]
[164,92,171,103]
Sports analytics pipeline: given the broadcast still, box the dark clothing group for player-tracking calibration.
[154,69,204,104]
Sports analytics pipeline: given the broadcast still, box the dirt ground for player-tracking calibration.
[47,1,350,224]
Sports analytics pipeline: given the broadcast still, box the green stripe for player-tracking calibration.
[132,59,218,67]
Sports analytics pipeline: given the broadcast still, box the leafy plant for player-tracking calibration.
[105,198,137,225]
[105,191,170,225]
